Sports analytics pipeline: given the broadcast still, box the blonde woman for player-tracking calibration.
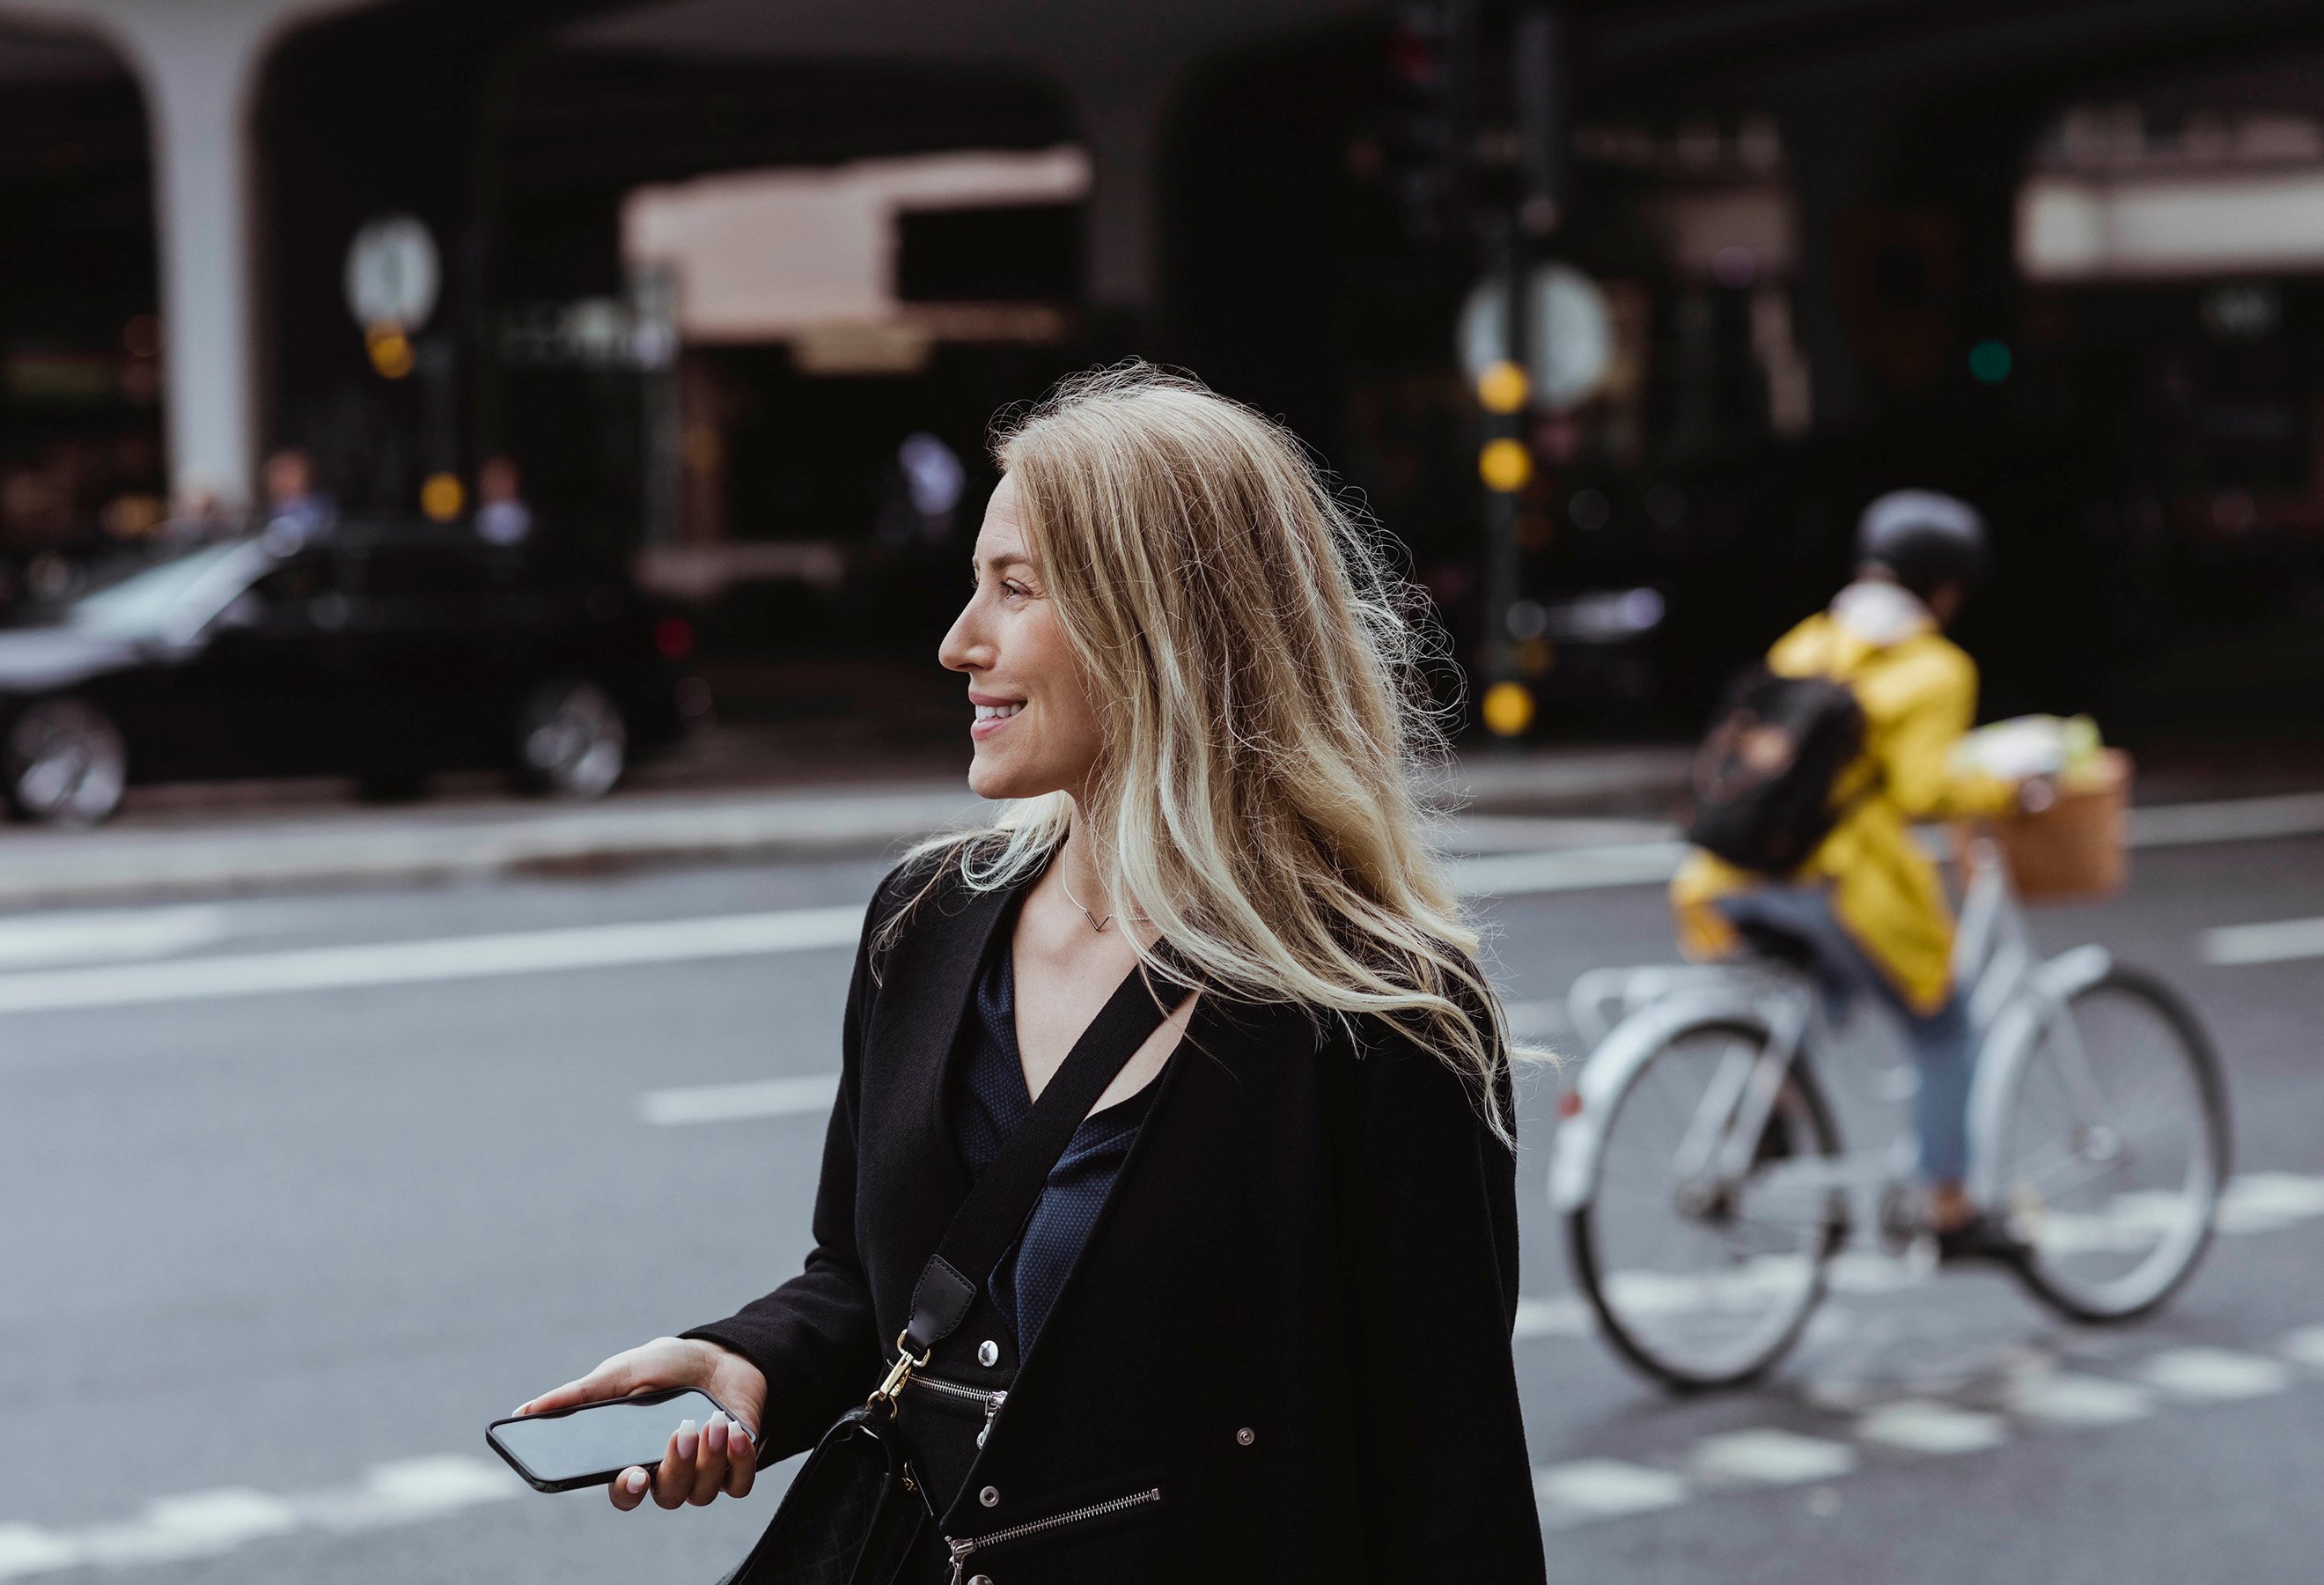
[521,365,1545,1583]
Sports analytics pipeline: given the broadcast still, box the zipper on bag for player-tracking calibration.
[945,1486,1162,1584]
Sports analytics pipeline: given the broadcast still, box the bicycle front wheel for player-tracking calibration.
[1569,1017,1845,1390]
[1993,966,2230,1323]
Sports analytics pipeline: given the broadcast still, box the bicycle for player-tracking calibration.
[1548,835,2232,1390]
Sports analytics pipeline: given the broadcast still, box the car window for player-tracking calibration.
[359,549,499,600]
[251,556,347,605]
[518,544,608,593]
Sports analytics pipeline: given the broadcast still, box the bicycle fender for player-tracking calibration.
[1967,943,2113,1205]
[1548,989,1778,1213]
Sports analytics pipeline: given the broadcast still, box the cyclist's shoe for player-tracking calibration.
[1934,1212,2033,1266]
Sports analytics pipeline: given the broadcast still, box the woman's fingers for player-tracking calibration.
[522,1361,630,1418]
[687,1414,732,1506]
[608,1466,651,1512]
[724,1420,757,1500]
[651,1419,699,1510]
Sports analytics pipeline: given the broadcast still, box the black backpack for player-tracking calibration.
[1683,667,1866,874]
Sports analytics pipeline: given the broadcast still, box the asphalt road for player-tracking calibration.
[4,827,2323,1582]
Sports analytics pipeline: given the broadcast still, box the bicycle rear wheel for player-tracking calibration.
[1569,1018,1845,1390]
[1994,966,2229,1323]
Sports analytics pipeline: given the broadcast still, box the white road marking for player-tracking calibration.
[1525,1171,2324,1359]
[1690,1428,1857,1485]
[75,1490,301,1568]
[2277,1325,2324,1370]
[0,1527,78,1579]
[1511,1294,1591,1340]
[1856,1400,2010,1455]
[0,1456,521,1579]
[1452,841,1690,900]
[1534,1459,1689,1522]
[2001,1372,2154,1427]
[1545,1319,2324,1532]
[2217,1172,2324,1233]
[639,1072,840,1126]
[2202,915,2324,966]
[0,906,864,1017]
[2130,790,2324,848]
[1501,998,1570,1041]
[2136,1346,2295,1401]
[0,787,2306,1014]
[1462,788,2324,901]
[0,905,226,969]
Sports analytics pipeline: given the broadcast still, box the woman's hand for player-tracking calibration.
[518,1336,770,1512]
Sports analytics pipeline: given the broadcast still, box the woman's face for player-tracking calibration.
[938,474,1105,802]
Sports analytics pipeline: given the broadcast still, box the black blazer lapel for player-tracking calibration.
[857,864,1021,1261]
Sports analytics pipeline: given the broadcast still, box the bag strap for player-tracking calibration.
[879,951,1187,1395]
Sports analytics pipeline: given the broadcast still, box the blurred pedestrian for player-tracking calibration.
[474,455,533,546]
[1672,489,2050,1258]
[163,483,234,542]
[519,365,1545,1583]
[261,447,334,548]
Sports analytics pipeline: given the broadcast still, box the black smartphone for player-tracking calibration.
[487,1388,744,1493]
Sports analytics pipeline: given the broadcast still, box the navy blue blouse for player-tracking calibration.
[951,931,1159,1353]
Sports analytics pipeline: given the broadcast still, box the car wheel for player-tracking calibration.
[514,678,626,799]
[6,697,127,826]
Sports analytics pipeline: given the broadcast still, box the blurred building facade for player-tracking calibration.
[2,0,2323,742]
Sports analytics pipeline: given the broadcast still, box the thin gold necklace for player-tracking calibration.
[1058,871,1112,933]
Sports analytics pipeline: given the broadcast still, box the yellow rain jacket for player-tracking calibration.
[1670,588,2017,1012]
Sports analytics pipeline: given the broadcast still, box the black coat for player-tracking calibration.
[688,852,1547,1584]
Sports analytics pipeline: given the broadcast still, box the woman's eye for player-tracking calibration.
[1003,581,1033,601]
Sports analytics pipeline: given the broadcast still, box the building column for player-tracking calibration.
[6,0,357,511]
[1072,68,1175,318]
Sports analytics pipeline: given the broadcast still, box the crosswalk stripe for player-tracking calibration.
[2137,1346,2295,1400]
[2201,915,2324,966]
[1855,1400,2009,1455]
[1535,1459,1689,1521]
[2000,1372,2154,1427]
[1690,1428,1857,1485]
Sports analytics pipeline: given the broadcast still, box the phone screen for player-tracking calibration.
[489,1389,731,1490]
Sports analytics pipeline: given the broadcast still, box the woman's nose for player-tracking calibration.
[938,605,986,673]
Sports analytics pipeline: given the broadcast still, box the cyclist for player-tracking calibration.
[1671,489,2046,1260]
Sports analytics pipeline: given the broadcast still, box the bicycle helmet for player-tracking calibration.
[1855,489,1986,598]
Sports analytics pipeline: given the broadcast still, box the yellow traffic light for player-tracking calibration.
[1479,438,1533,492]
[1477,359,1528,414]
[420,472,466,522]
[1481,680,1534,737]
[365,322,415,380]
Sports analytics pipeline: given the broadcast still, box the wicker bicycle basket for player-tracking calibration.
[1956,748,2132,903]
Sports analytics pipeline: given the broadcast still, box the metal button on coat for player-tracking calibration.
[980,1485,1001,1508]
[978,1338,1000,1368]
[1236,1426,1256,1447]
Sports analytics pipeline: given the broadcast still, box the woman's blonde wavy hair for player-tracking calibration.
[895,362,1511,1141]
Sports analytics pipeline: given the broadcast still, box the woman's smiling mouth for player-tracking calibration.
[970,698,1024,739]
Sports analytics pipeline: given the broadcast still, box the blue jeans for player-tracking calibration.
[1713,887,1975,1182]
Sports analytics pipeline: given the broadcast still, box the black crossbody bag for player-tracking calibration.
[719,958,1184,1585]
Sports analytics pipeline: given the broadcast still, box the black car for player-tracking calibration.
[0,522,702,824]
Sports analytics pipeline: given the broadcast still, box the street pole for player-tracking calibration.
[1477,214,1530,741]
[1476,6,1560,743]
